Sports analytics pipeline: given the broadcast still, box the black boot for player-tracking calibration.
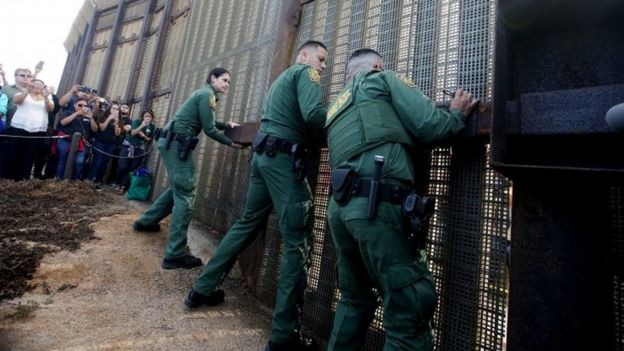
[132,221,161,232]
[263,334,317,351]
[161,255,202,269]
[184,288,225,309]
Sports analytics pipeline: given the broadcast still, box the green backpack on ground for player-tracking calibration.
[127,167,152,201]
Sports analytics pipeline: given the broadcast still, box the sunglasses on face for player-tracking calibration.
[77,104,87,108]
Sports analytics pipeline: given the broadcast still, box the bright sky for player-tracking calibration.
[1,0,87,91]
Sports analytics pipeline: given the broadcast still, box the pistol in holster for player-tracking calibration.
[165,120,176,150]
[291,144,310,182]
[402,191,435,249]
[176,135,200,161]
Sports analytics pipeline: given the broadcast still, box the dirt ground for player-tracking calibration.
[0,180,271,351]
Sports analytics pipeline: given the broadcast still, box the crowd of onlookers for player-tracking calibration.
[0,65,156,193]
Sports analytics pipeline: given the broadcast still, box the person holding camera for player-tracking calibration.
[115,109,155,194]
[0,68,33,178]
[88,102,121,188]
[32,85,61,179]
[132,67,243,270]
[324,48,477,351]
[106,103,132,189]
[3,78,55,180]
[57,84,95,119]
[55,98,98,179]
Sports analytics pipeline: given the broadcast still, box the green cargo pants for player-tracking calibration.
[193,151,315,344]
[326,195,438,351]
[136,139,196,259]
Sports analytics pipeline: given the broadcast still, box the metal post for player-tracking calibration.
[63,132,83,180]
[97,1,127,94]
[238,0,303,290]
[75,12,99,86]
[124,0,157,104]
[141,0,173,109]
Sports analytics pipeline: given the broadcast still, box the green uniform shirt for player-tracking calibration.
[260,63,326,143]
[326,70,466,169]
[0,85,24,119]
[126,119,156,146]
[172,84,232,145]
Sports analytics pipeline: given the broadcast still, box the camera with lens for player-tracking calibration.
[78,85,92,94]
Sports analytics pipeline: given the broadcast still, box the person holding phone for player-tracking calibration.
[115,109,156,194]
[88,102,122,189]
[55,98,98,179]
[3,79,54,180]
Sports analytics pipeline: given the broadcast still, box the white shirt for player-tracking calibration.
[11,94,49,133]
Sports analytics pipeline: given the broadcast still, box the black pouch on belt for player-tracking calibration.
[330,166,356,206]
[251,132,268,154]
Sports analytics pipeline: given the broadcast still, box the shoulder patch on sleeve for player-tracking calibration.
[209,95,217,110]
[308,69,321,85]
[395,73,416,88]
[326,89,352,124]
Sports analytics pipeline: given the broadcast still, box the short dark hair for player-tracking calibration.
[206,67,230,84]
[297,40,327,54]
[349,48,382,61]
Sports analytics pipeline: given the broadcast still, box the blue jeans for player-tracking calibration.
[88,141,116,183]
[56,137,86,180]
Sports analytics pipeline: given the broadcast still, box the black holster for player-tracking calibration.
[165,120,176,150]
[330,166,356,206]
[251,132,268,154]
[291,144,310,182]
[176,135,199,161]
[402,191,435,249]
[263,136,278,157]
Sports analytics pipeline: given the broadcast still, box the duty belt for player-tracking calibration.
[351,178,411,205]
[252,132,297,156]
[159,129,185,140]
[155,129,191,142]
